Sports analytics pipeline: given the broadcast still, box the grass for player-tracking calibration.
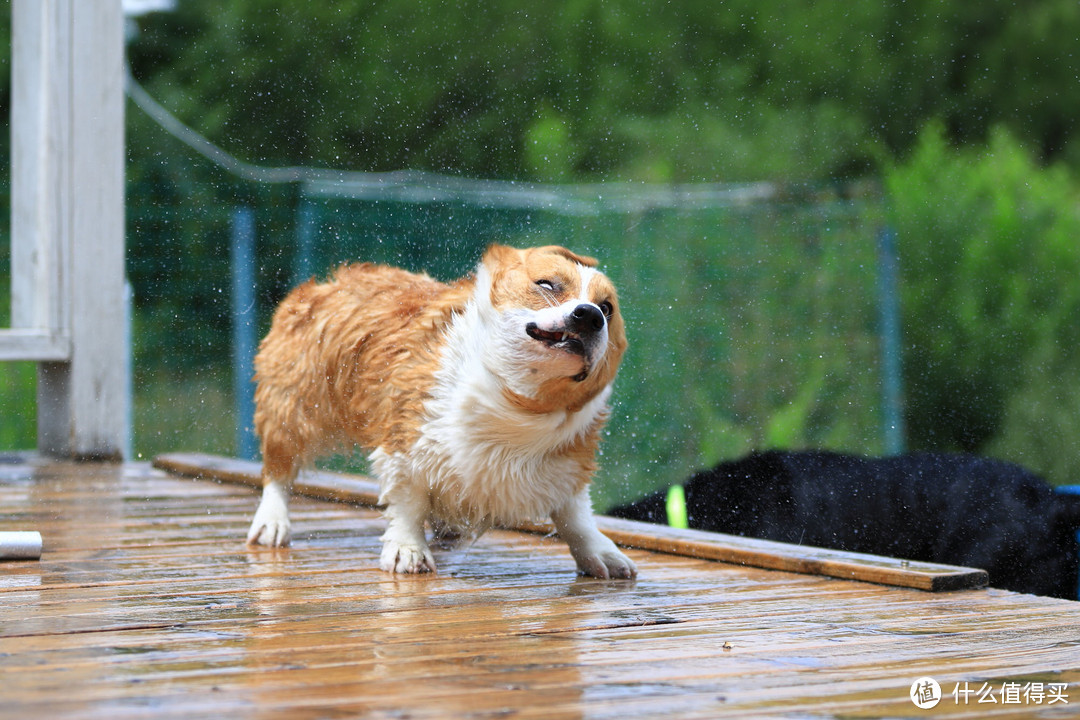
[129,370,236,462]
[0,366,236,462]
[0,362,35,449]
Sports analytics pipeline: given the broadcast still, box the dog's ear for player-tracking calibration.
[535,245,598,268]
[481,244,523,269]
[481,244,598,271]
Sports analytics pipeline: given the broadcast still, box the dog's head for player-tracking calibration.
[477,244,627,413]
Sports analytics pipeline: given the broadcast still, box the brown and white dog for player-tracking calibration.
[246,244,636,579]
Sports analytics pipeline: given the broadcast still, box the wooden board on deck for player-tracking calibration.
[2,456,1079,719]
[154,452,988,593]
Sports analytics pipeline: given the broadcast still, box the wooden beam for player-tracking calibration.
[10,0,69,340]
[0,330,70,362]
[152,452,990,593]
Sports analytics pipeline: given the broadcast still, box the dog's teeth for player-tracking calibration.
[561,333,568,341]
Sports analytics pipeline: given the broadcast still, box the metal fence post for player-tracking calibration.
[231,206,258,460]
[877,226,905,455]
[294,199,317,285]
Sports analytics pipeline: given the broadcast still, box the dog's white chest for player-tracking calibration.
[370,277,614,529]
[404,390,606,527]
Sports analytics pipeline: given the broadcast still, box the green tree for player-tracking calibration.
[125,0,1080,184]
[886,122,1080,464]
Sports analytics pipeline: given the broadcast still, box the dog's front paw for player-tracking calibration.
[247,512,291,547]
[246,484,291,547]
[380,539,437,574]
[576,546,637,580]
[569,534,637,580]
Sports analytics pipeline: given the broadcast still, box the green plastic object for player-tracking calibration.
[666,484,689,530]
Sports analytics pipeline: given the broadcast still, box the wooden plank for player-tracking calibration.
[594,516,986,593]
[3,458,1080,719]
[154,452,383,505]
[153,452,989,592]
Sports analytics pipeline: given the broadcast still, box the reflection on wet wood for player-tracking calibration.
[2,456,1078,719]
[154,452,989,592]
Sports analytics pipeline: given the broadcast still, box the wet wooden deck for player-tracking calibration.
[2,456,1079,719]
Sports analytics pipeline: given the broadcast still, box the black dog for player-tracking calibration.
[608,450,1080,599]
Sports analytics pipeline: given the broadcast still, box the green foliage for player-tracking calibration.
[0,236,35,450]
[0,361,34,450]
[987,351,1080,490]
[885,122,1080,482]
[121,0,1080,185]
[524,106,579,183]
[131,370,235,461]
[580,200,888,507]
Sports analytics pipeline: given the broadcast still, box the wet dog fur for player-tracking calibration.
[246,244,636,579]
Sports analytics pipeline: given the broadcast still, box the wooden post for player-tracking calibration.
[7,0,128,459]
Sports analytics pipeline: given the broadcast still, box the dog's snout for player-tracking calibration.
[570,304,605,333]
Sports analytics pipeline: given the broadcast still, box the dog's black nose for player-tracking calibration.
[569,303,605,333]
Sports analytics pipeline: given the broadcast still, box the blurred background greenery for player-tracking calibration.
[2,1,1079,506]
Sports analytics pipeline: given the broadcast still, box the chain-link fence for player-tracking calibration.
[121,171,896,509]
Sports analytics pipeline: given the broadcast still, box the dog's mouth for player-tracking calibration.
[526,322,586,357]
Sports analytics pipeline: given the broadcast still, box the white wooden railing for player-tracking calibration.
[1,0,129,459]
